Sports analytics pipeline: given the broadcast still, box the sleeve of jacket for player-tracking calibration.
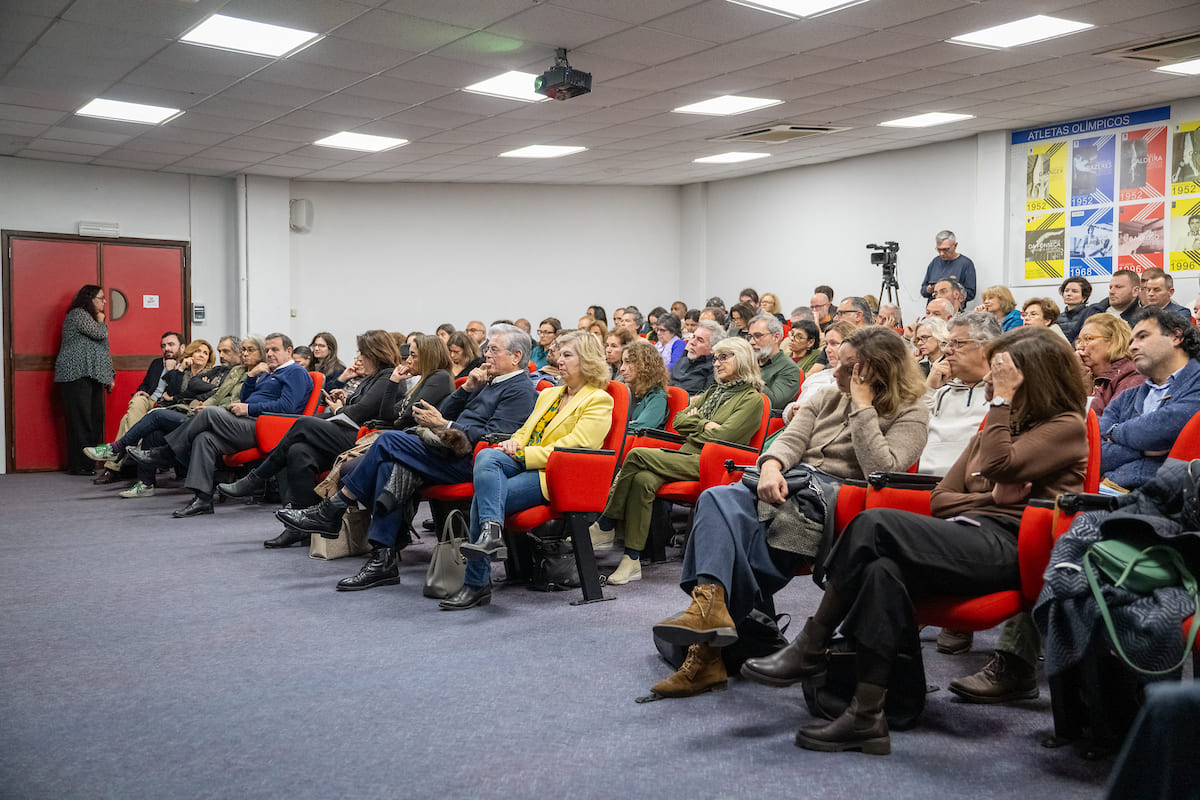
[1105,373,1200,455]
[759,393,821,469]
[137,358,163,395]
[248,368,313,416]
[763,356,803,410]
[695,389,763,447]
[72,309,110,342]
[510,388,556,449]
[671,389,709,437]
[848,402,930,475]
[629,388,668,432]
[521,390,614,470]
[478,380,537,442]
[960,257,977,302]
[439,383,474,422]
[204,368,247,408]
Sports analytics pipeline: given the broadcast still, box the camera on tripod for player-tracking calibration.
[866,241,901,304]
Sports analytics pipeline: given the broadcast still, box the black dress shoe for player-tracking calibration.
[336,547,400,591]
[218,472,265,498]
[438,582,493,611]
[459,521,507,560]
[92,469,119,485]
[263,529,311,549]
[172,497,214,518]
[275,498,346,538]
[68,467,96,476]
[128,446,175,468]
[422,518,436,532]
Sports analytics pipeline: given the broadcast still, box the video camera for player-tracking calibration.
[866,241,900,302]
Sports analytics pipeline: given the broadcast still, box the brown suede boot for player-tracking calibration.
[740,617,830,687]
[652,584,737,647]
[650,643,728,698]
[795,682,890,755]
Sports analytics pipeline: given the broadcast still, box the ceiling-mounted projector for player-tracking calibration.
[534,48,591,101]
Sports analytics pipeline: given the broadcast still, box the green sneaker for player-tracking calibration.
[119,481,155,499]
[83,443,115,461]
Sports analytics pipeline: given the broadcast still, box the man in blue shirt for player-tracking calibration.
[920,230,976,305]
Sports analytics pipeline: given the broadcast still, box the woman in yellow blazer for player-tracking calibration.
[444,330,615,610]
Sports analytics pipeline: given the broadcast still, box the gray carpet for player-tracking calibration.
[1,472,1117,799]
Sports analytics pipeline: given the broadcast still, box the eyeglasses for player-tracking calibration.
[833,308,857,317]
[1076,334,1107,344]
[467,327,485,334]
[714,352,735,363]
[810,303,829,310]
[915,334,934,343]
[943,338,980,350]
[484,345,508,356]
[747,331,772,341]
[537,328,556,336]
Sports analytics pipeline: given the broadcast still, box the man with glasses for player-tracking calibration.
[934,279,968,312]
[747,313,803,411]
[833,297,874,329]
[671,320,724,395]
[276,324,538,593]
[920,230,976,304]
[810,291,833,332]
[465,321,487,346]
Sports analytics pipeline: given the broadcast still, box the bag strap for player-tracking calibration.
[1083,545,1200,675]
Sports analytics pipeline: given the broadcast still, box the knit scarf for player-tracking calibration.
[699,379,751,418]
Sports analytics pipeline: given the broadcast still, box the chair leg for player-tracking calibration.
[566,513,615,605]
[647,500,671,563]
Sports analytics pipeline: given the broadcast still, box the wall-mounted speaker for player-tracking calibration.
[289,198,313,233]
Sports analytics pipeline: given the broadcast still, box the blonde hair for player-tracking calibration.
[1077,314,1133,363]
[556,330,609,389]
[760,292,781,314]
[182,339,215,369]
[712,336,764,390]
[982,285,1017,314]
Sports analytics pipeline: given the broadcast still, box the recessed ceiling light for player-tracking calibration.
[75,98,182,125]
[673,95,783,116]
[879,112,974,128]
[499,145,586,159]
[463,71,548,103]
[181,14,321,58]
[694,152,771,164]
[314,132,408,152]
[725,0,871,18]
[948,15,1093,48]
[1155,57,1200,76]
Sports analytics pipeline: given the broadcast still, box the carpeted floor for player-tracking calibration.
[1,472,1118,799]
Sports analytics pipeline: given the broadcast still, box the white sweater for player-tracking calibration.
[918,379,990,475]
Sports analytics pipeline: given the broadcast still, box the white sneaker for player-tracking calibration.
[607,554,642,585]
[119,481,155,498]
[83,443,115,461]
[588,520,615,552]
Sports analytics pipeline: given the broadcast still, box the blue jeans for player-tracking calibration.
[464,448,546,587]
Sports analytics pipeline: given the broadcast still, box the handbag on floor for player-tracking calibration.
[654,608,791,673]
[423,509,467,598]
[309,507,372,560]
[528,531,580,592]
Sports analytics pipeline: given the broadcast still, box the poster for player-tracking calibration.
[1171,120,1200,196]
[1025,213,1065,279]
[1117,201,1164,272]
[1169,198,1200,272]
[1068,206,1113,277]
[1118,126,1167,202]
[1071,134,1115,207]
[1026,142,1066,211]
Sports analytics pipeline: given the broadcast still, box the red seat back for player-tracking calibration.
[454,376,469,389]
[664,386,689,434]
[1084,408,1100,493]
[303,372,324,415]
[1168,410,1200,460]
[748,393,772,452]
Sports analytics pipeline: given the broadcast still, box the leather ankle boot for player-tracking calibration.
[948,650,1038,704]
[650,643,728,698]
[275,494,348,538]
[652,584,737,647]
[336,547,400,591]
[740,616,830,687]
[217,471,265,498]
[460,521,507,560]
[795,682,890,755]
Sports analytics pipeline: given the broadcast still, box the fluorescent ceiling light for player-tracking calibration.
[948,15,1093,48]
[314,132,408,152]
[463,71,548,103]
[1156,57,1200,76]
[694,152,771,164]
[499,145,586,159]
[181,14,321,58]
[673,95,783,116]
[726,0,870,18]
[879,112,974,128]
[75,98,182,124]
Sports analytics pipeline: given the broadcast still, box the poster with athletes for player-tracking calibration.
[1071,135,1115,207]
[1068,207,1113,277]
[1119,126,1167,202]
[1169,198,1200,272]
[1026,143,1066,212]
[1025,213,1065,279]
[1117,201,1164,273]
[1171,121,1200,196]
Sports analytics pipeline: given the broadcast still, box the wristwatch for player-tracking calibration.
[990,397,1011,407]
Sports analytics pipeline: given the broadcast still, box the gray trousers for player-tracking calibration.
[172,406,256,494]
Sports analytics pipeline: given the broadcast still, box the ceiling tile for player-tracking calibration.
[382,55,497,89]
[584,27,713,66]
[380,0,535,29]
[252,59,371,92]
[61,0,216,38]
[188,96,294,123]
[340,75,454,105]
[217,0,372,32]
[304,93,407,119]
[489,5,632,49]
[291,36,417,74]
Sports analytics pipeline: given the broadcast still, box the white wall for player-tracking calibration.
[286,181,681,349]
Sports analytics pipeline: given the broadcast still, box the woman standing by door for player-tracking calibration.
[55,285,114,475]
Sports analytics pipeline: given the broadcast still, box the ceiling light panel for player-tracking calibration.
[948,15,1094,49]
[75,98,182,124]
[499,145,586,158]
[181,14,322,58]
[673,95,783,115]
[314,132,408,152]
[463,71,548,103]
[726,0,871,18]
[878,112,974,128]
[1155,57,1200,76]
[694,152,771,163]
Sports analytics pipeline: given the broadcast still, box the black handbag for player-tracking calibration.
[527,532,580,592]
[801,636,927,730]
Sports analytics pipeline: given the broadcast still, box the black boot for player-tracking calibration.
[740,617,831,687]
[263,529,311,549]
[795,682,890,755]
[459,521,507,560]
[275,493,349,538]
[336,547,400,591]
[217,471,265,498]
[128,445,175,468]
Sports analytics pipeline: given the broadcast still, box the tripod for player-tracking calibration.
[879,263,900,306]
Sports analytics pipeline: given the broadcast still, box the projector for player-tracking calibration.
[534,48,591,101]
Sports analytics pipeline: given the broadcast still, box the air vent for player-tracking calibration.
[709,123,846,143]
[1100,30,1200,64]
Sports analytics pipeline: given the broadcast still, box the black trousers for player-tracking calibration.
[827,508,1020,664]
[255,416,358,507]
[60,378,105,473]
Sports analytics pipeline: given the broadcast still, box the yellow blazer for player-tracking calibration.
[511,383,614,497]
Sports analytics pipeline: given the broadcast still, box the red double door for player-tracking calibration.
[4,233,189,471]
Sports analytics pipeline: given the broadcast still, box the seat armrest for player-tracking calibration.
[546,448,618,512]
[866,471,941,490]
[706,439,757,454]
[360,418,393,430]
[1027,498,1056,509]
[636,429,685,445]
[1054,492,1120,514]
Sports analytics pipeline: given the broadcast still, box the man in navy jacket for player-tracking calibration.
[277,324,538,591]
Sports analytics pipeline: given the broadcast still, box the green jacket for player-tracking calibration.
[759,349,803,411]
[203,365,248,409]
[673,383,764,454]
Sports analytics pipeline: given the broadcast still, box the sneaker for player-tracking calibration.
[588,520,615,552]
[606,554,642,585]
[119,481,155,498]
[83,443,116,461]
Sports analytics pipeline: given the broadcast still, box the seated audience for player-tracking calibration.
[913,317,948,379]
[606,327,636,381]
[290,345,313,369]
[531,317,561,368]
[785,319,822,373]
[95,330,183,480]
[1082,268,1140,326]
[1057,276,1092,343]
[621,339,670,433]
[760,292,786,324]
[514,318,531,335]
[795,321,856,405]
[309,332,345,386]
[749,313,803,411]
[833,297,873,330]
[436,323,455,343]
[977,285,1022,331]
[588,319,608,343]
[729,302,755,338]
[587,305,607,325]
[1021,297,1067,340]
[646,307,667,339]
[649,326,930,701]
[589,337,766,586]
[934,279,967,312]
[1138,266,1193,321]
[671,320,722,396]
[670,301,688,319]
[653,312,687,370]
[464,321,487,346]
[810,290,833,332]
[449,331,616,610]
[682,309,700,338]
[619,306,645,337]
[700,305,727,327]
[578,315,594,331]
[876,304,901,330]
[447,330,483,379]
[1074,314,1143,416]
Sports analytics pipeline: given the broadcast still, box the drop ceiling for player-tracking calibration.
[0,0,1197,185]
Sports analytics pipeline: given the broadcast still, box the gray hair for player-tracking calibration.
[936,229,957,244]
[623,305,644,329]
[949,311,1002,343]
[790,306,815,322]
[489,323,531,362]
[842,297,875,325]
[218,334,241,350]
[939,279,966,299]
[696,319,726,344]
[242,334,266,357]
[749,312,783,336]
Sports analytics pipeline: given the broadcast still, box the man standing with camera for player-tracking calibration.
[920,230,975,304]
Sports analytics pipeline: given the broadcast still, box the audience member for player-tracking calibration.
[795,321,856,405]
[760,292,785,323]
[748,313,803,411]
[436,323,455,342]
[1057,277,1092,343]
[291,345,313,369]
[978,285,1022,331]
[653,312,687,370]
[700,305,727,326]
[729,302,755,338]
[606,327,636,381]
[810,291,833,332]
[1074,314,1142,416]
[876,304,901,329]
[577,315,594,330]
[1021,297,1068,340]
[1083,268,1140,326]
[447,330,483,379]
[834,296,874,329]
[465,321,487,346]
[513,318,531,335]
[531,317,561,368]
[619,306,644,336]
[682,309,700,338]
[309,332,345,385]
[920,230,976,303]
[622,339,670,433]
[785,319,822,373]
[738,288,760,310]
[671,320,722,395]
[913,317,948,379]
[97,330,183,479]
[646,307,667,338]
[588,319,608,342]
[934,279,967,312]
[1138,267,1192,321]
[670,301,688,319]
[587,305,607,324]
